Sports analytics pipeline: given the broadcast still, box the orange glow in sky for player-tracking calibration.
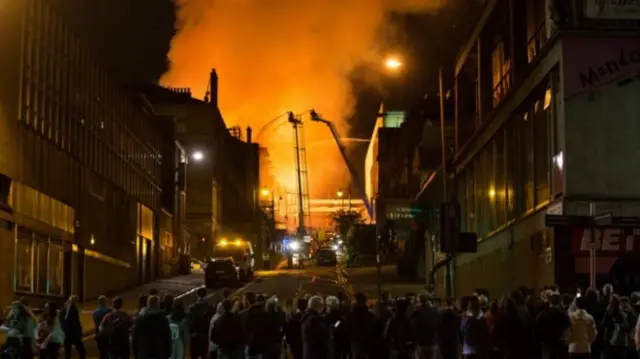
[162,0,445,195]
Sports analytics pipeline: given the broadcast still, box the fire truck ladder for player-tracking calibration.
[288,112,311,236]
[309,110,373,221]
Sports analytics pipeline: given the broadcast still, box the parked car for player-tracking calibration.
[205,257,239,289]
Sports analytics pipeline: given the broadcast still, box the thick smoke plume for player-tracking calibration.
[162,0,444,196]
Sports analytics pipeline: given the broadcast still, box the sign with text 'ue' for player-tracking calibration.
[571,227,640,255]
[584,0,640,19]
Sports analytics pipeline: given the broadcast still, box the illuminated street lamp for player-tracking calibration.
[261,188,271,198]
[337,190,344,198]
[191,151,204,162]
[384,56,403,72]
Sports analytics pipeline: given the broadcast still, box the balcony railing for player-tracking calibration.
[492,70,512,107]
[527,22,548,63]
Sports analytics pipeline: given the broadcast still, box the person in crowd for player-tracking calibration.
[384,297,413,359]
[347,293,378,359]
[563,294,575,312]
[131,295,172,359]
[263,297,286,359]
[460,295,488,359]
[438,297,460,359]
[242,292,268,359]
[163,295,175,317]
[411,291,441,359]
[301,296,330,359]
[621,296,638,359]
[209,301,226,359]
[131,294,149,335]
[483,299,501,359]
[600,294,629,359]
[35,303,64,359]
[566,296,597,359]
[211,300,245,359]
[326,296,348,359]
[99,296,133,359]
[1,299,37,359]
[188,287,215,359]
[535,291,571,359]
[60,295,86,359]
[148,289,159,296]
[583,288,604,359]
[93,295,111,359]
[285,297,308,359]
[169,300,189,359]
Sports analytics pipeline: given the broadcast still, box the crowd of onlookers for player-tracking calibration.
[2,283,640,359]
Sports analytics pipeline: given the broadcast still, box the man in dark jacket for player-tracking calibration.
[438,298,460,359]
[535,292,571,359]
[241,293,268,358]
[211,300,245,358]
[346,293,377,359]
[61,295,86,359]
[131,295,172,359]
[188,287,215,359]
[301,296,330,359]
[285,297,308,359]
[410,291,440,359]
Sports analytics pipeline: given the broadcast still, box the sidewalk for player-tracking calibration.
[1,273,205,344]
[341,265,427,301]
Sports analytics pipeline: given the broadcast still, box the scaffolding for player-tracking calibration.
[287,113,311,236]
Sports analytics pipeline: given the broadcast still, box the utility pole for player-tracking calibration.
[589,202,597,289]
[439,66,454,298]
[288,113,306,237]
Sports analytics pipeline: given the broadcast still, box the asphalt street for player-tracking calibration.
[79,263,345,359]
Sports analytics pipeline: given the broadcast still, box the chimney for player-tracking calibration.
[247,126,253,143]
[209,69,218,107]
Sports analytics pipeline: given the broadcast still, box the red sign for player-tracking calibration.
[571,228,640,255]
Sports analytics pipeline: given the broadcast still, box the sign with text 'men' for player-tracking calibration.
[584,0,640,19]
[563,37,640,99]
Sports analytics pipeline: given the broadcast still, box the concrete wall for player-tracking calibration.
[0,215,16,313]
[563,36,640,199]
[455,209,554,296]
[83,255,135,300]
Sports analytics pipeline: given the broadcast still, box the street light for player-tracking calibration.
[191,151,204,162]
[261,188,271,198]
[337,190,344,198]
[384,56,403,72]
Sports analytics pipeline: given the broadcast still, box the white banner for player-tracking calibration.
[584,0,640,19]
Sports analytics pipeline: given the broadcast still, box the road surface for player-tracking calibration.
[79,263,345,358]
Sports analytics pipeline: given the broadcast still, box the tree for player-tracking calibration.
[330,208,364,239]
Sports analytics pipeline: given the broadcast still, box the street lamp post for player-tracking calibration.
[261,188,276,268]
[337,190,344,210]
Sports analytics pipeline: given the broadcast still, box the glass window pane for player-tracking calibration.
[535,94,551,204]
[495,134,506,226]
[15,230,33,292]
[36,237,49,294]
[505,123,515,219]
[520,112,535,211]
[49,243,64,296]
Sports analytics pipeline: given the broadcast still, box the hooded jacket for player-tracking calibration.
[301,310,330,359]
[567,309,597,353]
[131,307,172,359]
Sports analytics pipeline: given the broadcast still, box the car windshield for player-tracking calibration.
[212,247,246,261]
[318,249,335,259]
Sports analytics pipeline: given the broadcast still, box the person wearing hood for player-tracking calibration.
[301,296,330,359]
[346,293,377,359]
[600,294,629,359]
[263,297,286,359]
[211,300,245,359]
[1,299,37,359]
[567,296,597,358]
[535,292,571,359]
[131,295,172,359]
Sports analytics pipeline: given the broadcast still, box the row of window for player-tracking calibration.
[15,227,64,296]
[457,85,553,238]
[19,0,162,207]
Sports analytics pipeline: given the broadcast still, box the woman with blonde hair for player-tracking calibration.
[35,303,64,359]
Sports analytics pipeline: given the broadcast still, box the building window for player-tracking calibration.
[492,42,512,107]
[494,135,506,226]
[534,90,551,204]
[526,0,547,63]
[505,123,516,219]
[14,227,64,297]
[15,230,33,292]
[518,112,535,212]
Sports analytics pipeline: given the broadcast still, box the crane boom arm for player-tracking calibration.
[310,112,373,220]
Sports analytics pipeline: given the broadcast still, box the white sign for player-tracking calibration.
[584,0,640,19]
[580,228,640,252]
